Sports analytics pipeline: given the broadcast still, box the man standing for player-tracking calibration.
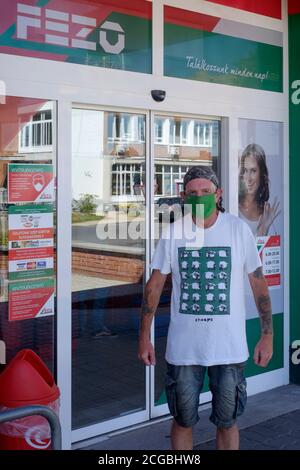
[138,166,273,450]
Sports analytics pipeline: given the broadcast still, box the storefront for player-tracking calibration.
[0,0,292,450]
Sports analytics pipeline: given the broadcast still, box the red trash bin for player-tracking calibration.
[0,349,60,450]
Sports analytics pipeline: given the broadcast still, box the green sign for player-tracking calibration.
[164,7,283,92]
[289,13,300,384]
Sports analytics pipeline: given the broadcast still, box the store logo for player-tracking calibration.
[291,340,300,365]
[16,3,125,54]
[25,426,51,449]
[37,261,46,268]
[16,262,26,270]
[27,262,36,270]
[291,80,300,105]
[99,21,125,54]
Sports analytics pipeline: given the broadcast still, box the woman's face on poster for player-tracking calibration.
[242,155,260,195]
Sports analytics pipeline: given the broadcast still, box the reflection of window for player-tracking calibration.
[180,120,188,145]
[20,110,52,151]
[155,164,187,196]
[112,163,143,196]
[108,113,145,143]
[154,116,213,147]
[194,122,212,147]
[168,119,176,145]
[155,118,164,143]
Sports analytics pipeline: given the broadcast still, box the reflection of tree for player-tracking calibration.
[72,194,97,214]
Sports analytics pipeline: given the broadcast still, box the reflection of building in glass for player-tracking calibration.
[154,116,220,196]
[107,113,145,145]
[112,163,144,196]
[35,110,220,208]
[19,107,52,153]
[69,109,221,218]
[155,164,187,196]
[105,114,220,199]
[154,116,213,147]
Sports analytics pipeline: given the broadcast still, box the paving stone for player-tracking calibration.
[194,409,300,450]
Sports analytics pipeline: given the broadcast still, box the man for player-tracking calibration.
[138,166,273,450]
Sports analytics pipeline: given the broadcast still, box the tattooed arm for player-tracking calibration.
[138,269,167,366]
[248,266,273,367]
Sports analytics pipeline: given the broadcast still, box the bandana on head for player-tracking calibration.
[183,166,219,191]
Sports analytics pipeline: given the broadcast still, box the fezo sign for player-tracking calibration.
[16,3,125,54]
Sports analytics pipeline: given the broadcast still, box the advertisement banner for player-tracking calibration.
[164,6,283,92]
[238,119,284,319]
[8,278,54,321]
[0,0,152,74]
[8,164,54,203]
[257,235,281,287]
[8,204,54,280]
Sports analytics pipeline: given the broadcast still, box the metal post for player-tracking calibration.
[0,405,62,450]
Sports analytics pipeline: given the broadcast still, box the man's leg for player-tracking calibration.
[216,424,239,450]
[165,363,205,450]
[171,419,193,450]
[208,363,247,450]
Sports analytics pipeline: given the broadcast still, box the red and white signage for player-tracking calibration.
[9,278,54,322]
[8,164,54,203]
[257,235,281,287]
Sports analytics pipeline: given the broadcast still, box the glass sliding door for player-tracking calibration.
[71,108,147,430]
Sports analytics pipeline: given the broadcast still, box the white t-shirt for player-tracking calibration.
[151,212,262,366]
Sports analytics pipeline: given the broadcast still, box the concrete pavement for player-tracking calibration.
[77,384,300,451]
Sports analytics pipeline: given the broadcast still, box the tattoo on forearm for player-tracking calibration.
[141,295,153,316]
[252,267,264,279]
[257,294,273,334]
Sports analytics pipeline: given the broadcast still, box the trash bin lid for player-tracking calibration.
[0,349,60,407]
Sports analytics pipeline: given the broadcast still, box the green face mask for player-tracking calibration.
[186,193,216,219]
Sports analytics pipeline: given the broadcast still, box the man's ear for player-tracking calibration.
[180,191,185,200]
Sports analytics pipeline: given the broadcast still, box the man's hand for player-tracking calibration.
[138,270,167,367]
[253,334,273,367]
[138,337,156,366]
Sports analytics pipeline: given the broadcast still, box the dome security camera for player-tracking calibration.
[151,90,166,102]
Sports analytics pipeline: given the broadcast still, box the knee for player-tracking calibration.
[217,423,238,434]
[172,419,193,433]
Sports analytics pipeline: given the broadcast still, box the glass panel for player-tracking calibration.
[0,97,56,372]
[72,109,146,429]
[153,114,221,407]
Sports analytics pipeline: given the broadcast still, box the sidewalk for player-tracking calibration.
[196,409,300,450]
[78,384,300,451]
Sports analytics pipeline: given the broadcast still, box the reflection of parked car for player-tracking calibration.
[155,196,183,223]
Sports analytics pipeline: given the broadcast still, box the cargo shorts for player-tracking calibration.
[165,361,247,428]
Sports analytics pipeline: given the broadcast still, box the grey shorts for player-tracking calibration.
[165,361,247,429]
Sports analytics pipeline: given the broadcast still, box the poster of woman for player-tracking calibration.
[239,143,281,236]
[238,119,284,319]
